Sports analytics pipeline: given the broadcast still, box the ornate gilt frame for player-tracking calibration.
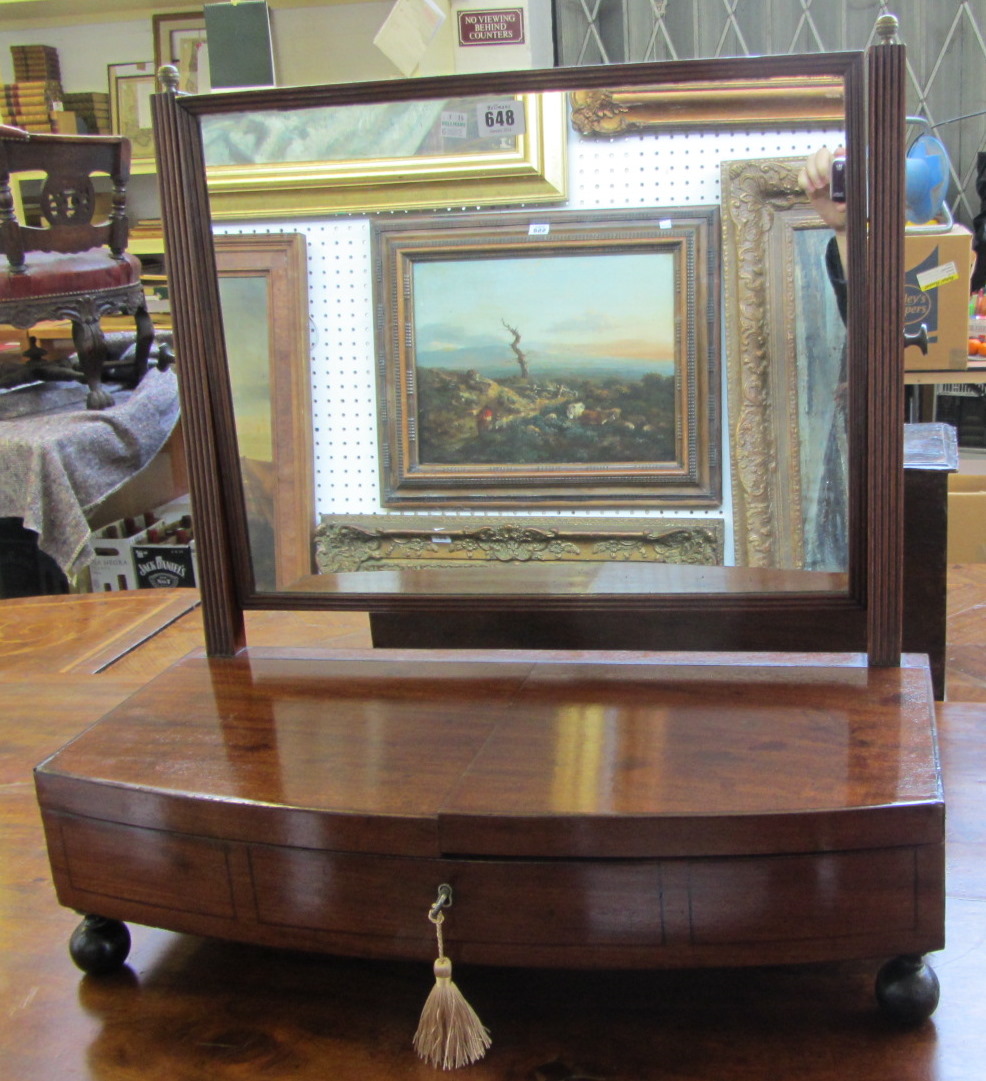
[315,515,723,573]
[570,77,844,135]
[720,157,845,571]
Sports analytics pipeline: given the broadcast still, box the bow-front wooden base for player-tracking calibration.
[35,647,945,1023]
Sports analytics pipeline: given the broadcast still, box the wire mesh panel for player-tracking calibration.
[554,0,986,227]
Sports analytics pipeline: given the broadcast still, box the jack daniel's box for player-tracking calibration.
[904,224,973,371]
[132,515,197,589]
[89,513,157,591]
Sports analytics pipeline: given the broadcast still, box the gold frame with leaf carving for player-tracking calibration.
[720,157,847,572]
[314,514,724,574]
[570,77,843,135]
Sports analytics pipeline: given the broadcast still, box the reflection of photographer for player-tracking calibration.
[799,145,848,323]
[797,146,849,572]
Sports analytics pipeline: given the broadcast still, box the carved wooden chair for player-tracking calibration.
[0,124,153,409]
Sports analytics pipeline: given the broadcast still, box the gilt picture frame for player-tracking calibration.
[372,207,720,508]
[214,232,314,591]
[315,514,724,573]
[570,76,844,136]
[153,12,209,95]
[108,61,157,162]
[201,91,567,219]
[720,156,847,573]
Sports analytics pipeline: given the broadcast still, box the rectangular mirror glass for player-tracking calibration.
[157,54,865,614]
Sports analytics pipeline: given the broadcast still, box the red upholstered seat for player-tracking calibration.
[0,249,143,301]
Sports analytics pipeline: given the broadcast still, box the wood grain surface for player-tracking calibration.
[35,639,944,971]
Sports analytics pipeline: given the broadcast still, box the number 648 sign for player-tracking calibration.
[477,99,526,137]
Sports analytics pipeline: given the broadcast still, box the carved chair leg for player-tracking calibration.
[131,304,155,386]
[71,316,114,410]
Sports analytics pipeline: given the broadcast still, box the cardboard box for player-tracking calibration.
[948,472,986,562]
[131,509,197,589]
[89,514,156,591]
[904,224,973,371]
[153,495,192,521]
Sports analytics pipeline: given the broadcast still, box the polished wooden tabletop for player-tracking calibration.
[3,588,986,1080]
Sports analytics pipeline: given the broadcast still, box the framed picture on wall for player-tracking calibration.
[720,156,848,574]
[201,92,567,218]
[214,232,314,592]
[569,78,844,135]
[372,206,721,508]
[152,12,210,94]
[108,62,157,162]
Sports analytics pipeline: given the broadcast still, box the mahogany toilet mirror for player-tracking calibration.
[32,24,947,1031]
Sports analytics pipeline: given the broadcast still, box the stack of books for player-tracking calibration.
[50,110,81,135]
[61,91,112,135]
[10,44,61,84]
[1,79,64,132]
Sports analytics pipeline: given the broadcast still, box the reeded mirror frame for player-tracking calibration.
[153,43,905,662]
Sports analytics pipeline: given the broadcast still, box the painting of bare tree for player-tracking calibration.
[372,208,720,508]
[413,249,678,468]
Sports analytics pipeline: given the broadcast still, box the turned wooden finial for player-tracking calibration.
[158,65,181,93]
[875,13,899,43]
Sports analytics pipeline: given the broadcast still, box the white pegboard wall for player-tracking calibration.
[305,220,378,515]
[215,217,381,516]
[569,127,844,209]
[215,122,845,538]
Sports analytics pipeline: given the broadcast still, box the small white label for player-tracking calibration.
[916,260,959,292]
[440,111,469,139]
[431,535,452,544]
[528,223,550,236]
[477,99,525,137]
[658,218,673,229]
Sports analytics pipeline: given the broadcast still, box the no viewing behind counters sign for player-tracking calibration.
[458,8,525,45]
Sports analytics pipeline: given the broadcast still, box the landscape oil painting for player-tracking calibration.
[373,208,720,507]
[414,250,677,466]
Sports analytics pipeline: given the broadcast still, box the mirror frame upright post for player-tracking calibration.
[864,18,906,667]
[154,77,247,655]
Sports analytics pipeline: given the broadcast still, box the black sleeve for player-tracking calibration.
[825,234,848,326]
